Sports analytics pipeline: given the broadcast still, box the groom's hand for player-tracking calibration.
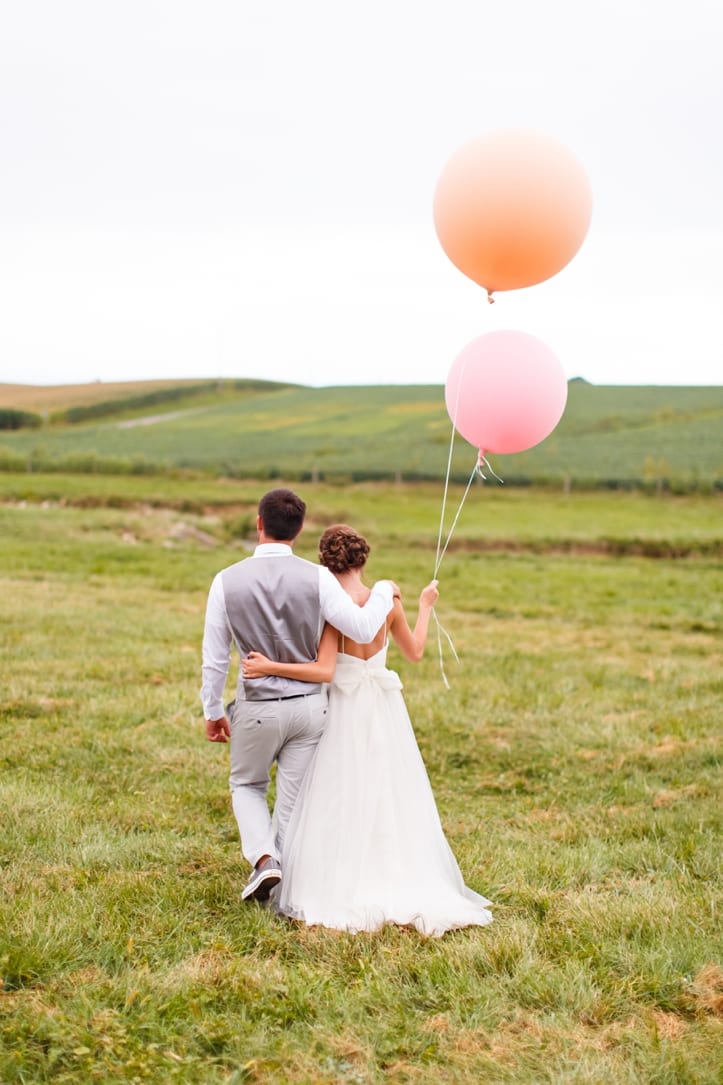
[205,716,230,743]
[372,578,400,601]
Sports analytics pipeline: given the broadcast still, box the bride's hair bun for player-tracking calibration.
[319,524,370,573]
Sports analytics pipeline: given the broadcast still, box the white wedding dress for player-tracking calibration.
[275,644,493,936]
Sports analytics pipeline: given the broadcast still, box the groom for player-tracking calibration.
[201,488,396,902]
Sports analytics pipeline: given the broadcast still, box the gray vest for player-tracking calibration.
[222,554,323,701]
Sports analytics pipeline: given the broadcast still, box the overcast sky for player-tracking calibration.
[1,0,721,388]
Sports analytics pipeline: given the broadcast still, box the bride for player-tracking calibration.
[241,523,493,937]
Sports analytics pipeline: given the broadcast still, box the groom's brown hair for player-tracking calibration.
[258,489,306,541]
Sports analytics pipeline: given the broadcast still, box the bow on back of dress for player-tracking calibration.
[333,644,403,694]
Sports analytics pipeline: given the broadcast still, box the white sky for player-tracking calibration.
[1,0,721,388]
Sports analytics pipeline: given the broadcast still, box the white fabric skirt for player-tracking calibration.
[276,647,493,937]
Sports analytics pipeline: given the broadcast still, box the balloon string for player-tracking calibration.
[433,412,462,688]
[431,444,475,691]
[432,608,459,690]
[427,611,455,685]
[434,346,472,576]
[433,447,504,686]
[434,417,461,577]
[433,358,504,686]
[433,460,477,578]
[433,609,450,690]
[433,366,473,686]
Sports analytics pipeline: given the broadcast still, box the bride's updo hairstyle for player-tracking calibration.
[318,524,370,573]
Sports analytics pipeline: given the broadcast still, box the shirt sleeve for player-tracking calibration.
[200,572,233,719]
[318,567,394,643]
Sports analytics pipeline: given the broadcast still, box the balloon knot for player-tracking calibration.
[478,451,505,485]
[486,290,495,305]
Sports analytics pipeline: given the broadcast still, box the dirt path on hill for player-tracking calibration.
[113,408,201,428]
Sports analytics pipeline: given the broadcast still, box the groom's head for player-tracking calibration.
[257,489,306,543]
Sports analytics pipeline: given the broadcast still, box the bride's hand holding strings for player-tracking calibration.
[419,579,439,609]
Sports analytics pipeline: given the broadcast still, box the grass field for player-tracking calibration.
[1,473,721,557]
[1,477,721,1083]
[0,380,721,488]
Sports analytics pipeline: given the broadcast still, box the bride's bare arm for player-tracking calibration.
[388,580,439,662]
[241,623,339,683]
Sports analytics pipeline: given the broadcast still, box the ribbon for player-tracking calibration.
[332,664,404,695]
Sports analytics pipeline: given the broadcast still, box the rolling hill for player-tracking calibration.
[0,379,720,489]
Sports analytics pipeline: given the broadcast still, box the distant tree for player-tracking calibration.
[0,408,42,430]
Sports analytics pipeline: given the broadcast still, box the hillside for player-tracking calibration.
[0,379,720,488]
[0,378,296,421]
[0,379,218,413]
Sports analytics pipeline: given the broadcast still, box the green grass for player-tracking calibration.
[0,474,721,555]
[1,478,721,1083]
[0,381,721,487]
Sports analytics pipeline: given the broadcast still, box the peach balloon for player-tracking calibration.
[433,130,592,296]
[445,330,568,456]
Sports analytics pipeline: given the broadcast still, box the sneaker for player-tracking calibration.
[241,856,282,902]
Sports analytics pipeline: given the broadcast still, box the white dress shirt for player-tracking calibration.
[200,543,394,719]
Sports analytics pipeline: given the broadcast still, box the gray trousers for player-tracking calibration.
[229,690,328,867]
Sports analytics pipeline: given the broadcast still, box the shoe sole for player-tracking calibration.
[241,869,282,903]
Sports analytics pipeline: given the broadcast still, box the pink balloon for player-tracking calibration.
[445,331,568,455]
